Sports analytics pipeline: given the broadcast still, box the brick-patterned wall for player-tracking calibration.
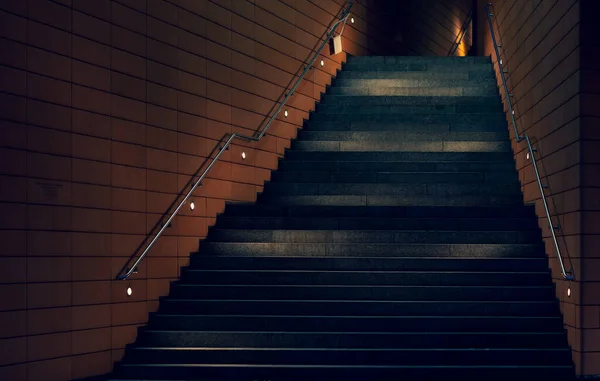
[401,0,473,56]
[476,0,588,376]
[0,1,400,380]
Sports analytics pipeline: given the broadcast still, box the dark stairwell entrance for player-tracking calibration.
[109,56,575,381]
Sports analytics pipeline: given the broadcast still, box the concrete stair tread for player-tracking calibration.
[284,151,513,161]
[290,141,510,153]
[328,86,498,96]
[270,171,517,184]
[332,79,497,88]
[223,204,535,217]
[296,131,507,140]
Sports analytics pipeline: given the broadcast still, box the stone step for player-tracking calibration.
[328,85,498,96]
[283,151,513,162]
[332,78,497,89]
[295,130,507,142]
[346,56,492,65]
[207,229,538,244]
[277,160,516,173]
[335,70,494,81]
[189,256,548,273]
[123,347,571,366]
[158,299,558,317]
[271,171,517,184]
[198,242,544,258]
[146,314,565,333]
[262,182,521,197]
[222,204,536,219]
[299,120,508,134]
[290,140,510,153]
[316,103,501,114]
[113,363,574,381]
[260,194,524,207]
[214,216,538,231]
[308,111,505,124]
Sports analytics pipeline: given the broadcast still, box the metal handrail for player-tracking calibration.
[485,2,574,280]
[448,10,473,56]
[116,1,354,280]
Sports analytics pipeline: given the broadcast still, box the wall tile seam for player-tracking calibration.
[405,16,463,50]
[488,0,520,31]
[159,0,378,60]
[493,35,579,88]
[497,0,563,62]
[255,0,390,48]
[518,174,582,193]
[493,0,557,46]
[0,203,226,222]
[405,10,459,43]
[503,95,580,143]
[519,182,582,200]
[301,0,398,45]
[0,325,129,342]
[496,3,579,65]
[507,73,581,126]
[0,39,330,106]
[500,43,580,97]
[0,145,285,174]
[0,344,126,365]
[4,19,342,94]
[408,3,470,41]
[0,94,304,149]
[0,118,295,153]
[408,0,470,30]
[509,122,581,159]
[403,34,447,56]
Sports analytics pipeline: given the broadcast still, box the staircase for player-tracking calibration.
[111,56,575,381]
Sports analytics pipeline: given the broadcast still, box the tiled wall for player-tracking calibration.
[580,0,600,377]
[475,0,591,376]
[0,1,400,380]
[400,0,473,56]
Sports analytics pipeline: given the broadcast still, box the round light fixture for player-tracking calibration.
[320,60,324,67]
[241,152,246,160]
[351,17,355,24]
[567,287,571,297]
[126,287,133,296]
[190,201,195,211]
[284,110,288,118]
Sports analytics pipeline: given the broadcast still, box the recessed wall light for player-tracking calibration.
[567,287,571,297]
[284,110,288,118]
[126,287,133,296]
[320,60,324,67]
[351,17,355,24]
[190,201,195,211]
[526,152,530,160]
[241,152,246,160]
